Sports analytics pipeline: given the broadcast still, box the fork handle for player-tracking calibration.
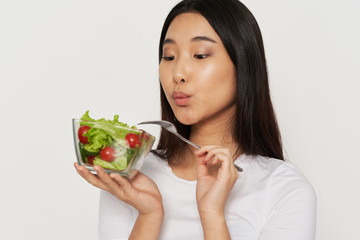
[176,133,201,149]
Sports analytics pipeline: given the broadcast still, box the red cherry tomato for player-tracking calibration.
[87,155,95,165]
[125,133,141,148]
[78,125,91,144]
[100,146,116,162]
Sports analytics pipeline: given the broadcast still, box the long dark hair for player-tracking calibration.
[154,0,284,164]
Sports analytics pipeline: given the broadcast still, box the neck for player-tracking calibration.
[177,104,240,167]
[168,104,240,180]
[190,104,238,152]
[190,119,233,147]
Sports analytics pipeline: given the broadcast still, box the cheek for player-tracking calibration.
[160,81,172,105]
[196,61,236,97]
[195,63,216,83]
[159,64,172,96]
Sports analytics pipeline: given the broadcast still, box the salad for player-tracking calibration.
[76,111,151,172]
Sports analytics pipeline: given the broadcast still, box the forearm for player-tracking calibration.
[129,211,164,240]
[200,212,231,240]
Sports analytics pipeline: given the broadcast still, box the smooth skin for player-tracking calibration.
[74,163,164,239]
[75,12,240,239]
[160,12,239,238]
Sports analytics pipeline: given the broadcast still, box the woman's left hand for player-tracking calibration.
[194,145,239,216]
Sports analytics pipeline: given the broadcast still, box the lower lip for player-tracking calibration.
[174,97,190,106]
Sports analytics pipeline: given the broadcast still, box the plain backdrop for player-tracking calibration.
[0,0,359,239]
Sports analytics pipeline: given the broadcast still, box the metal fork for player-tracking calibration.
[138,120,243,172]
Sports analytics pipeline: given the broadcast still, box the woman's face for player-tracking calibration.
[159,12,236,126]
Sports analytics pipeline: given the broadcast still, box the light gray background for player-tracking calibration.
[0,0,359,239]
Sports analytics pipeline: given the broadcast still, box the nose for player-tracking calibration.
[172,57,189,85]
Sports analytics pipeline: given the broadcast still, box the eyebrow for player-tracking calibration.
[191,36,217,43]
[163,36,217,45]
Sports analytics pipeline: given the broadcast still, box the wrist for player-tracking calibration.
[199,212,230,240]
[199,210,225,223]
[139,207,164,220]
[198,206,224,218]
[129,209,164,240]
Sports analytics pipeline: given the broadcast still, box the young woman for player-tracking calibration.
[75,0,316,239]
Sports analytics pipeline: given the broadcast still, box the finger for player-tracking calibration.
[214,153,239,179]
[194,145,219,156]
[200,147,230,165]
[94,166,125,192]
[94,166,137,202]
[209,152,232,172]
[211,155,220,165]
[233,166,240,178]
[197,155,210,177]
[196,146,223,163]
[204,146,231,157]
[74,163,110,191]
[204,151,216,162]
[109,173,132,193]
[197,162,209,177]
[195,145,230,177]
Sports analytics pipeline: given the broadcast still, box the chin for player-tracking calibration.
[175,117,193,126]
[171,104,202,126]
[173,113,197,126]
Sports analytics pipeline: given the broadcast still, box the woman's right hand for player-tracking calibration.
[74,163,164,217]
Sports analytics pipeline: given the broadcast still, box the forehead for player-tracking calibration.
[165,12,221,42]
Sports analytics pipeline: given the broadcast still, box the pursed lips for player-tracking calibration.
[172,91,190,106]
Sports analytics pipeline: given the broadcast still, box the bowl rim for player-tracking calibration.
[72,118,154,135]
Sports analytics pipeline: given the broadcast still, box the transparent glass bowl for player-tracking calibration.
[72,118,155,179]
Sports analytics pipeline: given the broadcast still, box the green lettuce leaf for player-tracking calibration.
[79,111,141,171]
[89,114,138,145]
[111,156,128,170]
[125,148,137,163]
[93,157,118,170]
[80,110,96,126]
[83,128,112,153]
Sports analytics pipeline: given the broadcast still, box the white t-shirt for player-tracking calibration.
[98,153,316,240]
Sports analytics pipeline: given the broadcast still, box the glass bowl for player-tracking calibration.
[72,118,155,179]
